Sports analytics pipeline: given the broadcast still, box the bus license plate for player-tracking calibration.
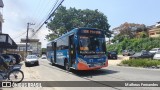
[94,63,103,66]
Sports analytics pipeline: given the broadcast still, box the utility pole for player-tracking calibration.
[26,23,35,56]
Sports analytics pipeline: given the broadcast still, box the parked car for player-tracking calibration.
[41,54,47,59]
[130,51,152,59]
[122,50,135,56]
[25,55,39,67]
[108,51,118,59]
[149,48,160,55]
[5,54,22,64]
[153,51,160,60]
[1,54,16,65]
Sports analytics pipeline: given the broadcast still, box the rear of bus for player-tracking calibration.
[76,28,108,70]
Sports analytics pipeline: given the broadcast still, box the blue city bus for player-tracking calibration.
[46,28,108,71]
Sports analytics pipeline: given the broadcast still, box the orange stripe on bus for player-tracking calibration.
[77,60,108,70]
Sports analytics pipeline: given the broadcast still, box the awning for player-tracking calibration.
[0,34,17,49]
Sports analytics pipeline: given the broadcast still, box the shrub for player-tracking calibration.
[120,59,160,67]
[107,37,160,54]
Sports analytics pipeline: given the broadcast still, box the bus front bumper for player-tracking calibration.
[77,61,108,70]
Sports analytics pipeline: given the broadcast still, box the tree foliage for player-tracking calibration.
[46,6,110,41]
[112,22,148,43]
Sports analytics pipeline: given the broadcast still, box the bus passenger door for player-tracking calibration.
[69,35,76,67]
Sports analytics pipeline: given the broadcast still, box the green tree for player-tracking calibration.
[139,31,148,38]
[46,6,110,40]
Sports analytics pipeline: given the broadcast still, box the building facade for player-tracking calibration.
[7,43,32,60]
[0,0,17,54]
[0,0,4,33]
[148,21,160,38]
[21,38,41,56]
[149,28,160,38]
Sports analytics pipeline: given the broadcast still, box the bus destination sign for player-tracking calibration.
[81,30,102,34]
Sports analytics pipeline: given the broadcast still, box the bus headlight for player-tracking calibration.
[78,58,87,64]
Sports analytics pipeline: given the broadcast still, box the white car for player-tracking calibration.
[149,48,160,54]
[41,54,47,59]
[25,55,39,67]
[153,51,160,60]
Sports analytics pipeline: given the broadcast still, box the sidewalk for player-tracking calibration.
[108,55,129,66]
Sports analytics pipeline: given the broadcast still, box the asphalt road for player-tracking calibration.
[2,56,160,90]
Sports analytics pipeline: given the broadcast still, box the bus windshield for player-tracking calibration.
[79,35,106,55]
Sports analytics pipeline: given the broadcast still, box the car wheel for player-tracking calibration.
[115,57,118,59]
[16,60,20,64]
[134,57,137,59]
[37,61,39,66]
[25,62,28,67]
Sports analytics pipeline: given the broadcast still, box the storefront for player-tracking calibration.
[0,34,17,53]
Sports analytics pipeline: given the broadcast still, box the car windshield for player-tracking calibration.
[79,35,106,55]
[2,55,10,59]
[110,52,117,54]
[150,48,158,51]
[26,55,37,59]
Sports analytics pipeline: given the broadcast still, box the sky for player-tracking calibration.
[2,0,160,48]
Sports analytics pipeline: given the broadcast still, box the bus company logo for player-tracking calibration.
[2,82,12,88]
[89,59,93,63]
[97,58,103,61]
[57,52,63,56]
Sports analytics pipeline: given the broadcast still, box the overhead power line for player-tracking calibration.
[33,0,59,32]
[32,0,54,29]
[31,0,65,38]
[13,31,27,39]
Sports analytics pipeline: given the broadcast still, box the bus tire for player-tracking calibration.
[51,58,54,66]
[64,61,70,71]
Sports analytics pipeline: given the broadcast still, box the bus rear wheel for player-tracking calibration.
[65,62,70,71]
[51,59,55,66]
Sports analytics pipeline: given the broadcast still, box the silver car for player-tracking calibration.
[25,55,39,67]
[149,48,160,55]
[153,51,160,60]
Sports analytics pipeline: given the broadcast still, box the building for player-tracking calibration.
[0,0,17,53]
[0,0,4,33]
[148,28,160,38]
[16,43,32,52]
[155,21,160,28]
[148,21,160,38]
[148,28,160,37]
[7,43,32,60]
[21,38,41,56]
